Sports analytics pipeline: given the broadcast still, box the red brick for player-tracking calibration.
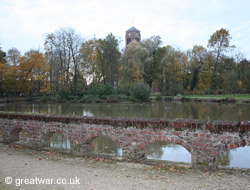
[247,123,250,132]
[178,122,182,128]
[159,136,162,141]
[157,132,163,135]
[240,121,245,132]
[193,133,198,137]
[206,134,211,138]
[174,121,177,127]
[207,122,212,130]
[230,143,234,149]
[200,134,205,138]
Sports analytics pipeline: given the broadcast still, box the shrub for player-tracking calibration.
[95,98,104,103]
[106,97,119,103]
[86,97,94,103]
[68,95,78,101]
[85,84,114,98]
[155,95,162,101]
[129,83,151,101]
[58,88,68,100]
[80,95,89,103]
[117,94,130,100]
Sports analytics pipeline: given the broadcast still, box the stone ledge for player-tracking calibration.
[0,112,249,132]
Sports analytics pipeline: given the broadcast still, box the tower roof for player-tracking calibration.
[126,26,140,32]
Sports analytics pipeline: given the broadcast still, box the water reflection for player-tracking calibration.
[0,130,2,140]
[230,146,250,168]
[19,130,32,143]
[91,136,122,156]
[50,133,71,150]
[146,141,192,163]
[219,146,250,168]
[0,101,250,120]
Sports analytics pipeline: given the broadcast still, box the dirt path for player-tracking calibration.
[0,143,249,190]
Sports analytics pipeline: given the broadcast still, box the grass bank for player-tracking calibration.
[151,94,250,103]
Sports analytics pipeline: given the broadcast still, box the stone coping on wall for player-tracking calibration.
[0,112,249,133]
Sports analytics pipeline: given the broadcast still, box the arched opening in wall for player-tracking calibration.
[50,133,70,150]
[145,141,191,163]
[19,130,32,144]
[0,130,3,142]
[10,128,32,145]
[219,146,250,169]
[90,136,122,156]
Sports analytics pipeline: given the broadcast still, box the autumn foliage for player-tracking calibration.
[0,51,50,96]
[1,27,250,98]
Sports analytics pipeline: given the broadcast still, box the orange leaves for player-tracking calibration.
[0,51,50,95]
[237,80,243,90]
[18,52,48,93]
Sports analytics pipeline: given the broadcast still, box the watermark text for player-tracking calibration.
[5,176,80,186]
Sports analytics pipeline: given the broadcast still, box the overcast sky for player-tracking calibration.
[0,0,250,59]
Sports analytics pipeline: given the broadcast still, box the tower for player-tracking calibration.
[125,26,141,46]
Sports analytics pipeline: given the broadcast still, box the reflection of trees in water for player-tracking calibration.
[91,136,121,156]
[0,130,2,139]
[146,141,166,159]
[218,150,230,166]
[1,101,250,120]
[50,133,70,149]
[19,130,32,143]
[146,141,181,160]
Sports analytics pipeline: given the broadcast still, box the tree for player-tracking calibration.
[189,45,207,91]
[223,70,238,93]
[80,38,102,84]
[208,28,235,90]
[7,48,21,66]
[0,50,49,96]
[237,59,250,92]
[141,36,162,87]
[65,28,83,96]
[0,46,6,96]
[1,65,18,96]
[153,46,167,94]
[17,51,50,95]
[44,28,83,96]
[0,46,6,65]
[96,33,121,86]
[156,45,184,95]
[208,28,235,69]
[121,40,148,88]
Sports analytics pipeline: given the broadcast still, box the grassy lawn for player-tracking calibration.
[183,94,250,100]
[151,94,250,100]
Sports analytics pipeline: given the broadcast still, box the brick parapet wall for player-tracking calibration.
[0,112,249,133]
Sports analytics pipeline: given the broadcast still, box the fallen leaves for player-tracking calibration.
[8,144,25,149]
[43,151,60,156]
[88,157,112,164]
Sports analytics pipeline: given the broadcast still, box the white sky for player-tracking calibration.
[0,0,250,59]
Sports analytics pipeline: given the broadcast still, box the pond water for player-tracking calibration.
[1,101,250,168]
[49,133,250,168]
[1,101,250,120]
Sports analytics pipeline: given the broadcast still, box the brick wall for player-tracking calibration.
[0,112,249,169]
